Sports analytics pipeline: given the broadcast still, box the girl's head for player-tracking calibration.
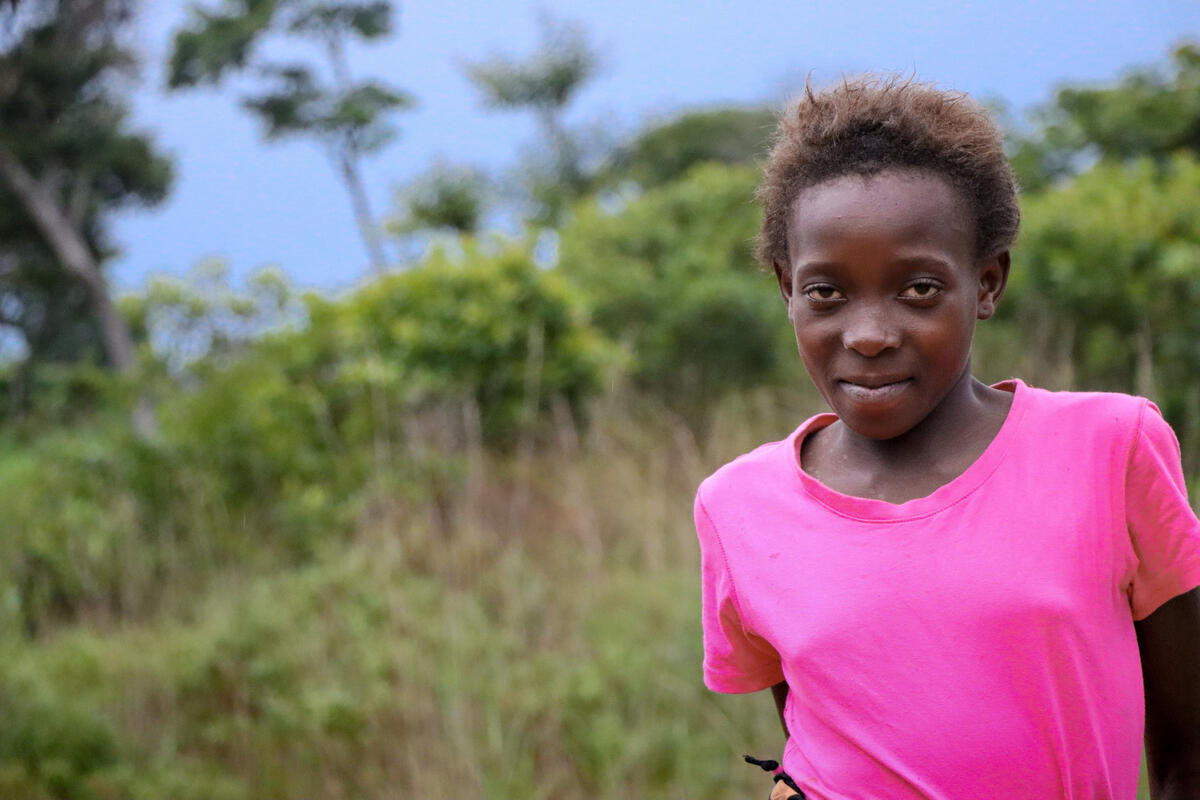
[757,76,1020,271]
[760,77,1019,439]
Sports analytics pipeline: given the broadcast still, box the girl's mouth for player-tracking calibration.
[838,379,911,402]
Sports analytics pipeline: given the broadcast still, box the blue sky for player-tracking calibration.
[110,0,1200,293]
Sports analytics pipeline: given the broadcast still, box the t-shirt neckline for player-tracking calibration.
[789,378,1029,522]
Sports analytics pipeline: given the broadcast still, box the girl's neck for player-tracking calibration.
[803,372,1014,504]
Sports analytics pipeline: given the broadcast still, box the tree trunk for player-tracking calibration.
[1135,316,1156,399]
[323,34,389,275]
[0,144,156,437]
[337,148,388,274]
[537,106,581,190]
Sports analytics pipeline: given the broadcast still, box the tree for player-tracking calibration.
[168,0,413,273]
[0,0,172,435]
[465,15,598,225]
[1010,41,1200,191]
[390,160,488,238]
[603,106,777,190]
[1011,155,1200,470]
[557,163,791,421]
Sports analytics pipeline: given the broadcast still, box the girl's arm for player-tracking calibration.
[771,680,789,738]
[1136,586,1200,800]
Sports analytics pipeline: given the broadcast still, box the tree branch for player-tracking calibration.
[68,169,92,231]
[0,146,100,292]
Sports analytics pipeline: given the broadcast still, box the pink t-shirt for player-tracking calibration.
[696,380,1200,799]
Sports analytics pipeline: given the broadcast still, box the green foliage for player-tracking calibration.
[465,14,599,225]
[120,259,302,372]
[605,106,777,189]
[1051,42,1200,162]
[559,163,790,412]
[465,15,598,112]
[390,161,489,236]
[1010,41,1200,190]
[0,7,170,207]
[0,669,119,799]
[0,410,789,797]
[0,420,195,635]
[1012,154,1200,463]
[289,242,615,443]
[284,1,390,38]
[0,0,172,374]
[169,0,393,86]
[1,243,612,634]
[0,264,305,628]
[166,0,275,86]
[158,554,395,796]
[168,0,411,270]
[169,0,413,155]
[241,66,413,151]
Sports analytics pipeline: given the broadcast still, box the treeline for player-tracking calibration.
[1,1,1198,796]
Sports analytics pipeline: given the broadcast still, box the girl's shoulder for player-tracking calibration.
[1011,380,1161,463]
[1020,381,1145,410]
[697,416,826,507]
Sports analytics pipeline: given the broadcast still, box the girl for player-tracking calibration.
[695,77,1200,800]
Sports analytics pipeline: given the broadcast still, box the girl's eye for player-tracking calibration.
[803,284,844,303]
[899,281,942,300]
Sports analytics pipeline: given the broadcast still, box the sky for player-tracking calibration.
[109,0,1200,294]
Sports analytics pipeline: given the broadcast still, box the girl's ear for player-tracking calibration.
[976,251,1010,320]
[774,259,794,306]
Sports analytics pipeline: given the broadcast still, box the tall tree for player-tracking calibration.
[390,160,488,238]
[1012,154,1200,469]
[603,106,777,190]
[0,0,171,434]
[1010,41,1200,191]
[168,0,412,274]
[465,15,598,225]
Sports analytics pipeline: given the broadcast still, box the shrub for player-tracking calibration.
[558,164,790,413]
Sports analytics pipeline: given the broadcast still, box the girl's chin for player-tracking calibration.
[832,405,922,441]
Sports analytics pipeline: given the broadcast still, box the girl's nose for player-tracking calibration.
[841,307,901,357]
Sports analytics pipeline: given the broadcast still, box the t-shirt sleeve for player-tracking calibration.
[1125,400,1200,620]
[695,490,784,693]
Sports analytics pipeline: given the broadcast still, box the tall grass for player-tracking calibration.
[2,387,825,798]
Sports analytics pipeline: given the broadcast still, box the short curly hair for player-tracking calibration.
[756,76,1020,269]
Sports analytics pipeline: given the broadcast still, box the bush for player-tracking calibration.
[1011,154,1200,470]
[559,164,790,413]
[0,423,175,634]
[313,240,616,445]
[0,668,120,800]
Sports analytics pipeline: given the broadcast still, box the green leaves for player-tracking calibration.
[466,16,598,112]
[1011,154,1200,462]
[167,0,410,270]
[604,107,777,190]
[167,1,276,88]
[306,242,615,442]
[167,0,394,89]
[390,161,488,236]
[464,14,599,225]
[235,62,413,148]
[283,1,391,39]
[558,163,789,417]
[0,0,172,377]
[1008,42,1200,190]
[173,3,413,149]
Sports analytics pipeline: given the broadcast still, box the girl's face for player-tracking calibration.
[776,169,1008,441]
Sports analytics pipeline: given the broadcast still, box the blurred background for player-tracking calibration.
[1,1,1199,797]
